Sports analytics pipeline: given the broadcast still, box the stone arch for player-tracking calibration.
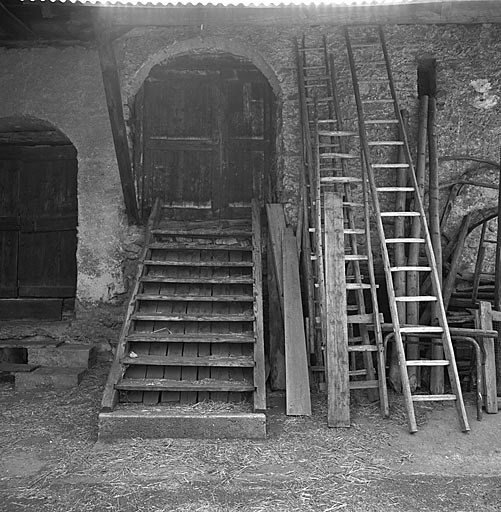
[124,35,282,106]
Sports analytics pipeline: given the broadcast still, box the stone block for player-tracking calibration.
[28,344,97,368]
[98,409,267,441]
[15,367,86,390]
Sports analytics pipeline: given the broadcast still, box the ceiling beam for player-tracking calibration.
[93,1,501,28]
[94,21,140,225]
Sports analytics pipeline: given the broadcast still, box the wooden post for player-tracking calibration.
[324,192,350,427]
[94,23,140,225]
[283,227,312,416]
[428,96,444,394]
[494,149,501,310]
[476,302,498,413]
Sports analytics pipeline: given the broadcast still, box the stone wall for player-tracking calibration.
[0,22,499,308]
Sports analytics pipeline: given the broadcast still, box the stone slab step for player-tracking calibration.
[28,343,97,368]
[98,409,266,440]
[0,363,39,373]
[0,339,63,349]
[15,366,87,390]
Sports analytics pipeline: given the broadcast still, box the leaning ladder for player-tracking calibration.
[345,25,470,433]
[296,34,388,412]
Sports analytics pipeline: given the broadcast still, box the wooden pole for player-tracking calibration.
[494,148,501,310]
[324,192,350,428]
[405,95,428,391]
[428,96,444,394]
[94,23,140,225]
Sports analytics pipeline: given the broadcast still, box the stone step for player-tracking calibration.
[15,366,87,390]
[27,343,97,369]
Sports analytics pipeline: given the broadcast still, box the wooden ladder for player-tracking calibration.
[101,200,266,414]
[296,34,388,413]
[345,25,470,433]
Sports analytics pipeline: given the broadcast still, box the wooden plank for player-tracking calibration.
[94,24,139,225]
[266,204,287,315]
[476,302,498,413]
[324,193,350,428]
[252,200,266,411]
[283,227,311,416]
[126,333,255,343]
[116,378,254,392]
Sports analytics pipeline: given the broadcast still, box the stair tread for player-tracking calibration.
[320,152,358,159]
[140,276,254,284]
[318,130,358,137]
[144,259,252,267]
[126,332,255,343]
[348,345,378,352]
[122,355,255,367]
[390,266,431,272]
[152,229,252,236]
[136,294,253,302]
[132,313,254,322]
[385,238,425,243]
[380,212,420,217]
[373,163,410,168]
[365,119,398,124]
[148,242,252,251]
[321,176,362,183]
[116,378,254,392]
[377,187,414,192]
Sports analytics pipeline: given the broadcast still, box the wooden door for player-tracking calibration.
[0,144,77,302]
[139,65,274,218]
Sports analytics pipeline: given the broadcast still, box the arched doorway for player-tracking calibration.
[0,117,77,320]
[131,51,277,219]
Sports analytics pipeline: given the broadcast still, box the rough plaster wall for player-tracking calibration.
[0,46,130,302]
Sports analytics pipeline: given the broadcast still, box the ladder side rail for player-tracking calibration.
[378,26,469,431]
[345,27,417,431]
[295,37,318,355]
[101,198,161,412]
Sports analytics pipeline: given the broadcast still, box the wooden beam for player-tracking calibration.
[324,192,350,428]
[476,302,498,413]
[94,22,139,225]
[93,2,501,28]
[283,227,311,416]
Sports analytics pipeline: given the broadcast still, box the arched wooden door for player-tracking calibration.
[0,124,77,320]
[134,57,275,219]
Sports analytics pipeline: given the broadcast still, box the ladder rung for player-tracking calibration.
[395,296,438,302]
[385,238,425,244]
[320,152,358,159]
[348,345,379,352]
[399,326,444,334]
[318,130,358,137]
[363,99,394,104]
[343,202,364,208]
[345,254,368,261]
[368,141,404,146]
[411,394,457,402]
[377,187,414,193]
[321,176,362,184]
[346,283,372,290]
[365,119,399,124]
[349,369,368,377]
[390,266,431,272]
[350,380,379,390]
[380,212,420,217]
[306,97,333,104]
[406,360,450,367]
[373,163,410,168]
[347,313,375,324]
[317,119,338,124]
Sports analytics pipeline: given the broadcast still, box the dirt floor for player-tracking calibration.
[1,363,501,512]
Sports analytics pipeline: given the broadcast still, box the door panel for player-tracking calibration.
[140,64,273,217]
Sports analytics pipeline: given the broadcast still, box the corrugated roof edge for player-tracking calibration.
[18,0,453,7]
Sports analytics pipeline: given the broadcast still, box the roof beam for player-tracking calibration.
[94,21,140,225]
[93,1,501,27]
